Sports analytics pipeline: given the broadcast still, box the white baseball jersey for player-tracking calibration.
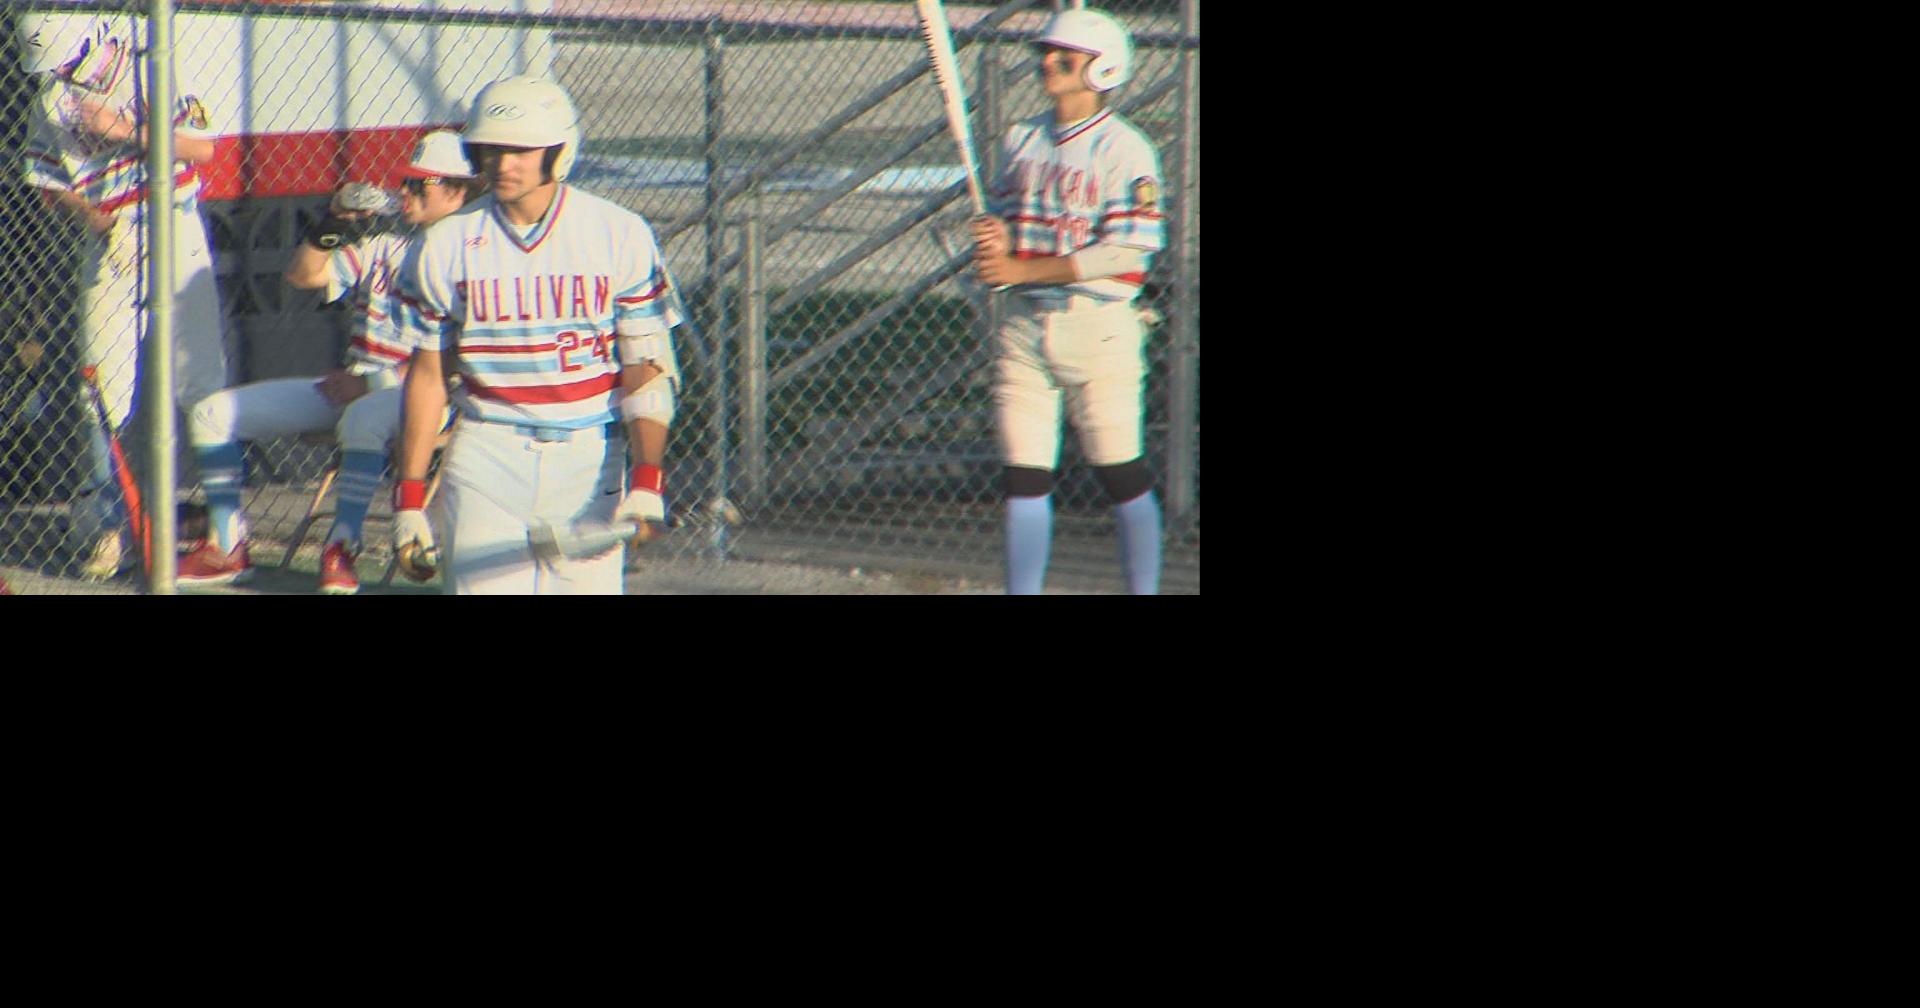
[18,24,227,435]
[328,228,417,376]
[986,109,1166,309]
[20,42,214,222]
[399,184,684,431]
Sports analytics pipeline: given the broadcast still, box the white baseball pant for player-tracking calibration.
[78,207,227,430]
[187,381,436,454]
[429,419,627,595]
[992,298,1149,469]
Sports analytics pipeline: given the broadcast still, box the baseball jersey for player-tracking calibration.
[987,109,1166,308]
[329,229,417,376]
[19,31,214,221]
[399,184,684,430]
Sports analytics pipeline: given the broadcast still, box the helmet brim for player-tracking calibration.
[1033,40,1101,56]
[401,165,475,180]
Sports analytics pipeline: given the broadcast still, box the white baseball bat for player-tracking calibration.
[914,0,990,216]
[528,519,641,563]
[914,0,1011,293]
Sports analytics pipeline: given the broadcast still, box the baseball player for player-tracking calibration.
[970,7,1166,595]
[15,12,229,579]
[391,75,684,595]
[173,131,482,593]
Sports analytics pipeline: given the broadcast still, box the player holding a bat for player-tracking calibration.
[389,76,685,594]
[967,7,1168,595]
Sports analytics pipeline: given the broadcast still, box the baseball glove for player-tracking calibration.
[331,182,402,217]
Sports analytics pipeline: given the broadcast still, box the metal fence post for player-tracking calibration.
[147,0,178,594]
[701,18,733,558]
[706,215,732,561]
[703,18,728,336]
[741,213,766,509]
[980,43,1003,345]
[1167,0,1200,533]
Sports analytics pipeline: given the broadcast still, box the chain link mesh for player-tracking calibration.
[0,0,1197,595]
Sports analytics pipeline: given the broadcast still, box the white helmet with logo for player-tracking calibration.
[1034,8,1133,93]
[462,75,581,182]
[404,129,477,179]
[16,13,110,76]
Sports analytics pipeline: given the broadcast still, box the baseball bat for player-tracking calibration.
[914,0,990,217]
[395,542,438,582]
[79,365,150,573]
[913,1,1012,294]
[529,519,641,564]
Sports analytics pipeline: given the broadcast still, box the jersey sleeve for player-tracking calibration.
[169,62,218,140]
[324,236,372,306]
[19,110,73,193]
[1094,129,1166,254]
[172,91,216,141]
[397,230,458,353]
[612,219,684,338]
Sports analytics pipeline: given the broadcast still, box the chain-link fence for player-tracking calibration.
[0,0,1197,595]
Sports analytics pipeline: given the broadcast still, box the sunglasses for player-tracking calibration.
[402,177,449,195]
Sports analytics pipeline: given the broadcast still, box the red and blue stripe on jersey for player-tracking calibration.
[329,229,416,376]
[399,184,683,430]
[987,109,1167,307]
[20,74,213,218]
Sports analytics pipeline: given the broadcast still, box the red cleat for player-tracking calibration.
[175,538,253,589]
[318,541,360,596]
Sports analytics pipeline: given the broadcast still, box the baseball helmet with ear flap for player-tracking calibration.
[16,13,109,76]
[1034,9,1133,93]
[461,75,581,182]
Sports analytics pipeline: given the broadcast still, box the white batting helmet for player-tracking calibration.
[1034,8,1133,93]
[462,76,580,182]
[16,12,109,76]
[404,129,477,179]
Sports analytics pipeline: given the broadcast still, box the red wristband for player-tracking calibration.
[394,479,428,511]
[632,464,664,494]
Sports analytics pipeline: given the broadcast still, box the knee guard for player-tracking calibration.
[620,371,676,427]
[1003,465,1055,499]
[1094,458,1153,503]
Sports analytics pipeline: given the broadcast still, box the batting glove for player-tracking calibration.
[613,464,667,547]
[390,480,437,581]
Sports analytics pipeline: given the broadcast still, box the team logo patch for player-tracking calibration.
[185,97,208,130]
[487,103,525,120]
[1132,176,1158,212]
